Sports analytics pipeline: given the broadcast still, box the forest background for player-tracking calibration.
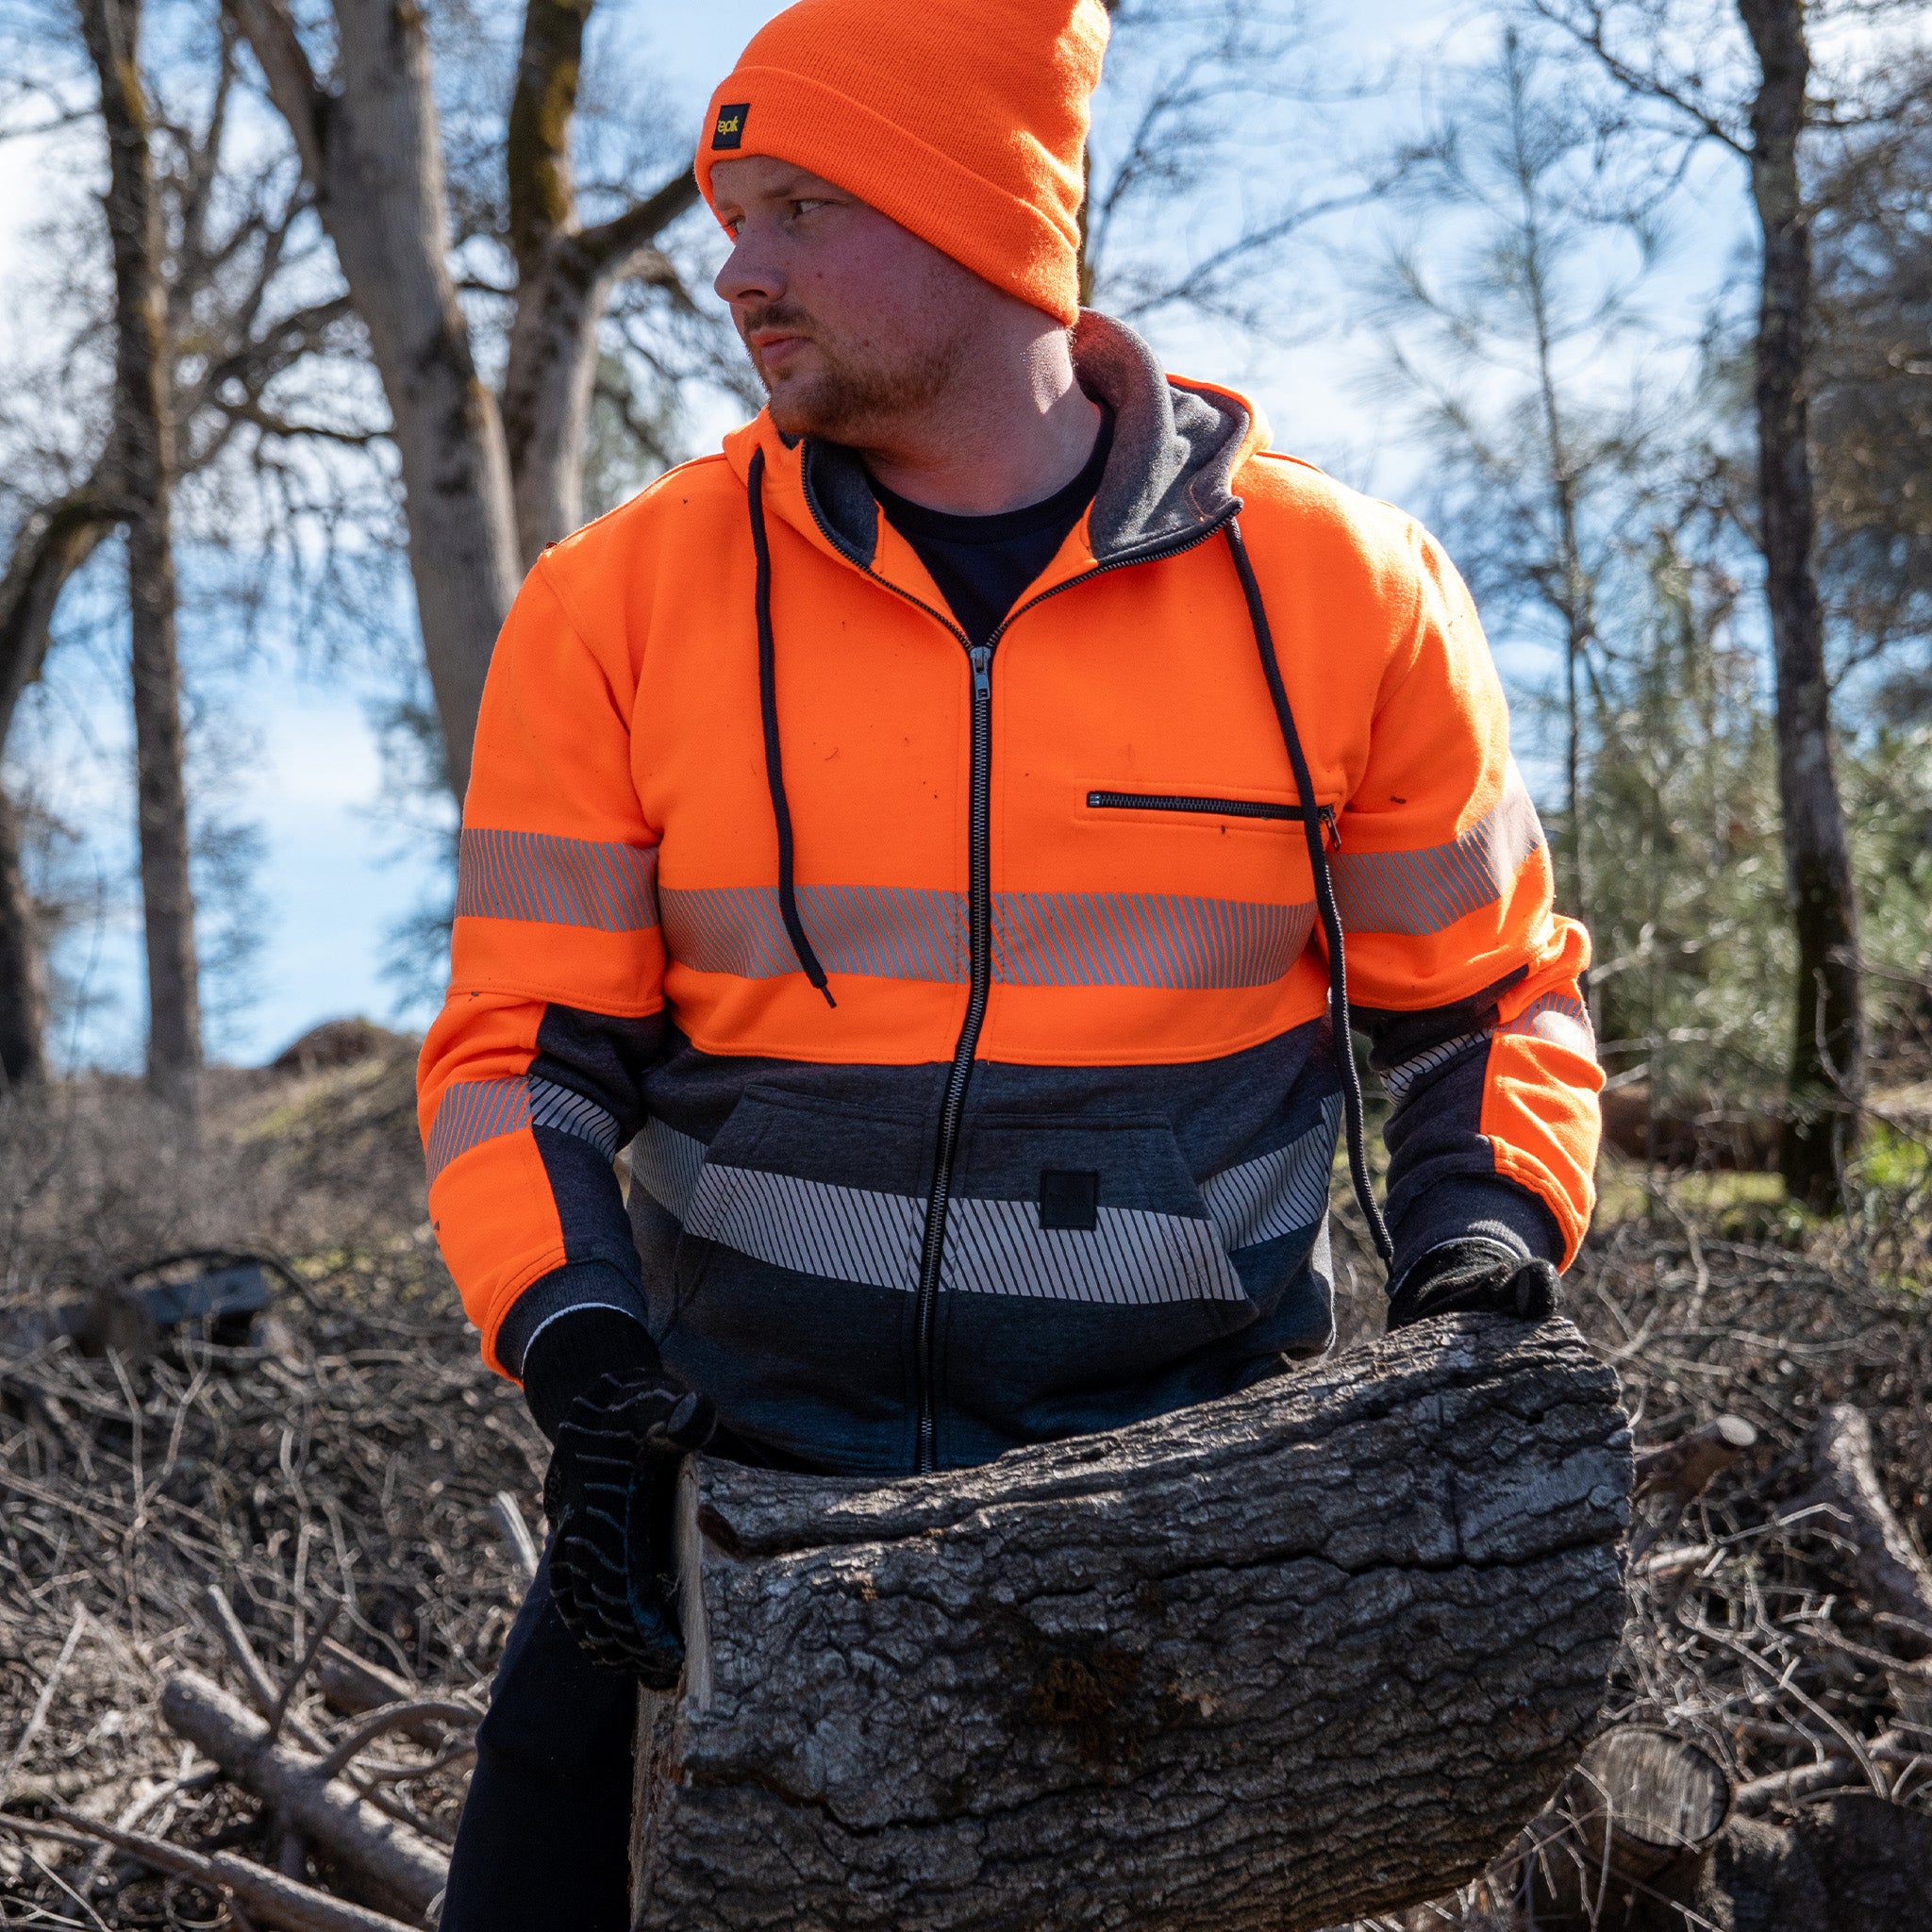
[0,0,1928,1217]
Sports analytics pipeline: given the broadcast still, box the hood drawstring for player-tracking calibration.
[748,448,837,1008]
[1225,519,1394,1272]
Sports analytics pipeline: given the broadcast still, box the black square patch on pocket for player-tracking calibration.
[1039,1169,1100,1232]
[711,103,749,150]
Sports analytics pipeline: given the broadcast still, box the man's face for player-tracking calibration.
[710,157,980,444]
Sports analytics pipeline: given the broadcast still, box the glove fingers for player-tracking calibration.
[542,1367,708,1682]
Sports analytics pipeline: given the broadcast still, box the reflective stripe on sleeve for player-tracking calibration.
[1331,764,1545,936]
[457,829,660,932]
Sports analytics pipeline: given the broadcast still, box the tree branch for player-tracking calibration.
[0,468,123,746]
[224,0,329,181]
[575,167,701,275]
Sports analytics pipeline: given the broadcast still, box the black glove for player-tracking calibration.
[541,1369,717,1685]
[1385,1237,1558,1332]
[521,1305,661,1444]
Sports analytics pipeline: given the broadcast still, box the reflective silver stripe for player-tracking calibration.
[426,1078,529,1184]
[992,893,1314,990]
[941,1198,1244,1304]
[1498,992,1596,1059]
[632,1118,708,1221]
[632,1113,1335,1302]
[1380,1032,1491,1101]
[685,1163,924,1294]
[527,1076,621,1159]
[1330,763,1545,936]
[659,884,964,982]
[1198,1097,1341,1251]
[660,882,1312,989]
[457,829,659,931]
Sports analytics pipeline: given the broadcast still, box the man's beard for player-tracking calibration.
[739,302,964,445]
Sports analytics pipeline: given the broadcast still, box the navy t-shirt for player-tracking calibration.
[869,408,1115,650]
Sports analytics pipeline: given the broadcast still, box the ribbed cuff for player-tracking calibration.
[519,1303,662,1444]
[1389,1178,1561,1300]
[494,1260,651,1381]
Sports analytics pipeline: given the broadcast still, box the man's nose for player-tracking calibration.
[715,228,783,310]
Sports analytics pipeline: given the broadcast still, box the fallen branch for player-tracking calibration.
[317,1643,447,1750]
[0,1605,87,1807]
[159,1669,449,1913]
[311,1700,481,1781]
[490,1490,540,1583]
[1802,1405,1932,1658]
[202,1587,327,1753]
[1,1807,420,1932]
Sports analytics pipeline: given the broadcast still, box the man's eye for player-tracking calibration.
[790,199,828,218]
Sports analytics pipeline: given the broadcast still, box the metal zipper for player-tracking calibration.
[799,455,1239,1470]
[1088,790,1341,848]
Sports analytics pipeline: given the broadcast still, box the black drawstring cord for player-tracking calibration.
[747,448,836,1008]
[1225,519,1394,1271]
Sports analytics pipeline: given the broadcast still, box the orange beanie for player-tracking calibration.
[695,0,1110,326]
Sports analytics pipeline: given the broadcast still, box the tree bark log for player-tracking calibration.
[82,0,204,1113]
[1738,0,1864,1210]
[628,1315,1632,1932]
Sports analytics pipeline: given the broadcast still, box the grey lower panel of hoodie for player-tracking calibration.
[493,1011,1557,1479]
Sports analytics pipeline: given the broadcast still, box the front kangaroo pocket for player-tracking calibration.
[652,1084,934,1474]
[933,1112,1257,1458]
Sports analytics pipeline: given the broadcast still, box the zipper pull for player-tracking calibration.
[970,645,991,699]
[1319,805,1341,852]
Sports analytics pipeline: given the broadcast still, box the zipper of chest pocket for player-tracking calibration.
[803,472,1238,1472]
[1088,791,1341,847]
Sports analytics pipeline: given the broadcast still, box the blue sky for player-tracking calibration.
[2,0,1752,1068]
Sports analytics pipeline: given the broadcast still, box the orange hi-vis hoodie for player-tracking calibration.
[418,314,1602,1477]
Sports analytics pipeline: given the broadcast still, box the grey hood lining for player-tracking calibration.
[798,311,1253,575]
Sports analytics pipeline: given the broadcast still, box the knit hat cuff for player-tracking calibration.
[698,65,1084,325]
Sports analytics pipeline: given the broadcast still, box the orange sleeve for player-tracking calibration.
[417,563,665,1374]
[1340,525,1602,1273]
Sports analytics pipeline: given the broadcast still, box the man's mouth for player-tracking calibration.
[750,330,812,377]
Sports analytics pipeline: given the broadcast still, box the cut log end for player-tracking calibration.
[629,1314,1633,1932]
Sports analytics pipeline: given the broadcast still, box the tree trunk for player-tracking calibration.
[0,482,117,1084]
[83,0,203,1112]
[501,0,697,566]
[0,783,47,1088]
[628,1315,1632,1932]
[1738,0,1864,1211]
[229,0,520,802]
[229,0,696,789]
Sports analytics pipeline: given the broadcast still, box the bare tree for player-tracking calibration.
[1079,0,1383,333]
[1809,60,1932,718]
[1365,26,1672,946]
[225,0,698,797]
[1532,0,1878,1208]
[81,0,203,1110]
[0,3,366,1084]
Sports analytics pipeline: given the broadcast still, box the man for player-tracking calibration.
[419,0,1602,1920]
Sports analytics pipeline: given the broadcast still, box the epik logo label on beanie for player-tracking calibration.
[712,103,750,150]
